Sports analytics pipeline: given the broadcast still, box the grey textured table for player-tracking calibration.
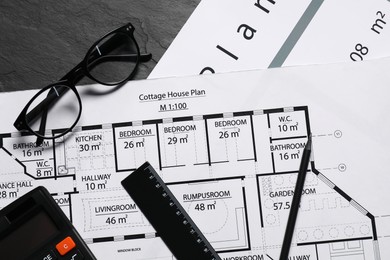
[0,1,200,92]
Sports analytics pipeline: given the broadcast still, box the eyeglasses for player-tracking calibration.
[13,23,152,145]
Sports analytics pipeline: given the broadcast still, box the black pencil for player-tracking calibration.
[279,135,312,260]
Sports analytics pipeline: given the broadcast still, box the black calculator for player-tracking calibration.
[0,186,96,260]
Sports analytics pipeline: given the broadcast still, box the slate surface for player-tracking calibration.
[0,0,200,92]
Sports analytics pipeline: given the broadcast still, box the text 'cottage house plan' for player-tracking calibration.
[0,105,384,259]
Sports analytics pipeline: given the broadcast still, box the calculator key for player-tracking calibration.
[56,236,76,256]
[38,250,58,260]
[64,249,84,260]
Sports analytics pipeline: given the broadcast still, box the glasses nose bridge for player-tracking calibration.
[60,61,86,86]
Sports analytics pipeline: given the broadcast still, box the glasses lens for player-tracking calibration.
[25,85,81,138]
[86,32,139,85]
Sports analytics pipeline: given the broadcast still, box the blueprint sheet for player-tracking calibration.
[1,58,390,259]
[150,0,390,78]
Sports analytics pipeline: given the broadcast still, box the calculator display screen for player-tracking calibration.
[0,209,59,259]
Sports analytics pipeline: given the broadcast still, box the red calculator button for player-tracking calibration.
[56,236,76,256]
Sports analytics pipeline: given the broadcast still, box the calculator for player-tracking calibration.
[0,186,96,260]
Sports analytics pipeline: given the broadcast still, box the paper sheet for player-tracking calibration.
[149,0,390,78]
[0,58,389,259]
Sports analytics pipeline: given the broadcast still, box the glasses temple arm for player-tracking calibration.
[35,107,48,146]
[87,53,152,69]
[140,53,152,62]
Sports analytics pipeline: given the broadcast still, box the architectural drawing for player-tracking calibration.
[0,105,384,259]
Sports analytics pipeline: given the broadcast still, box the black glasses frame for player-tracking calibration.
[13,23,152,143]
